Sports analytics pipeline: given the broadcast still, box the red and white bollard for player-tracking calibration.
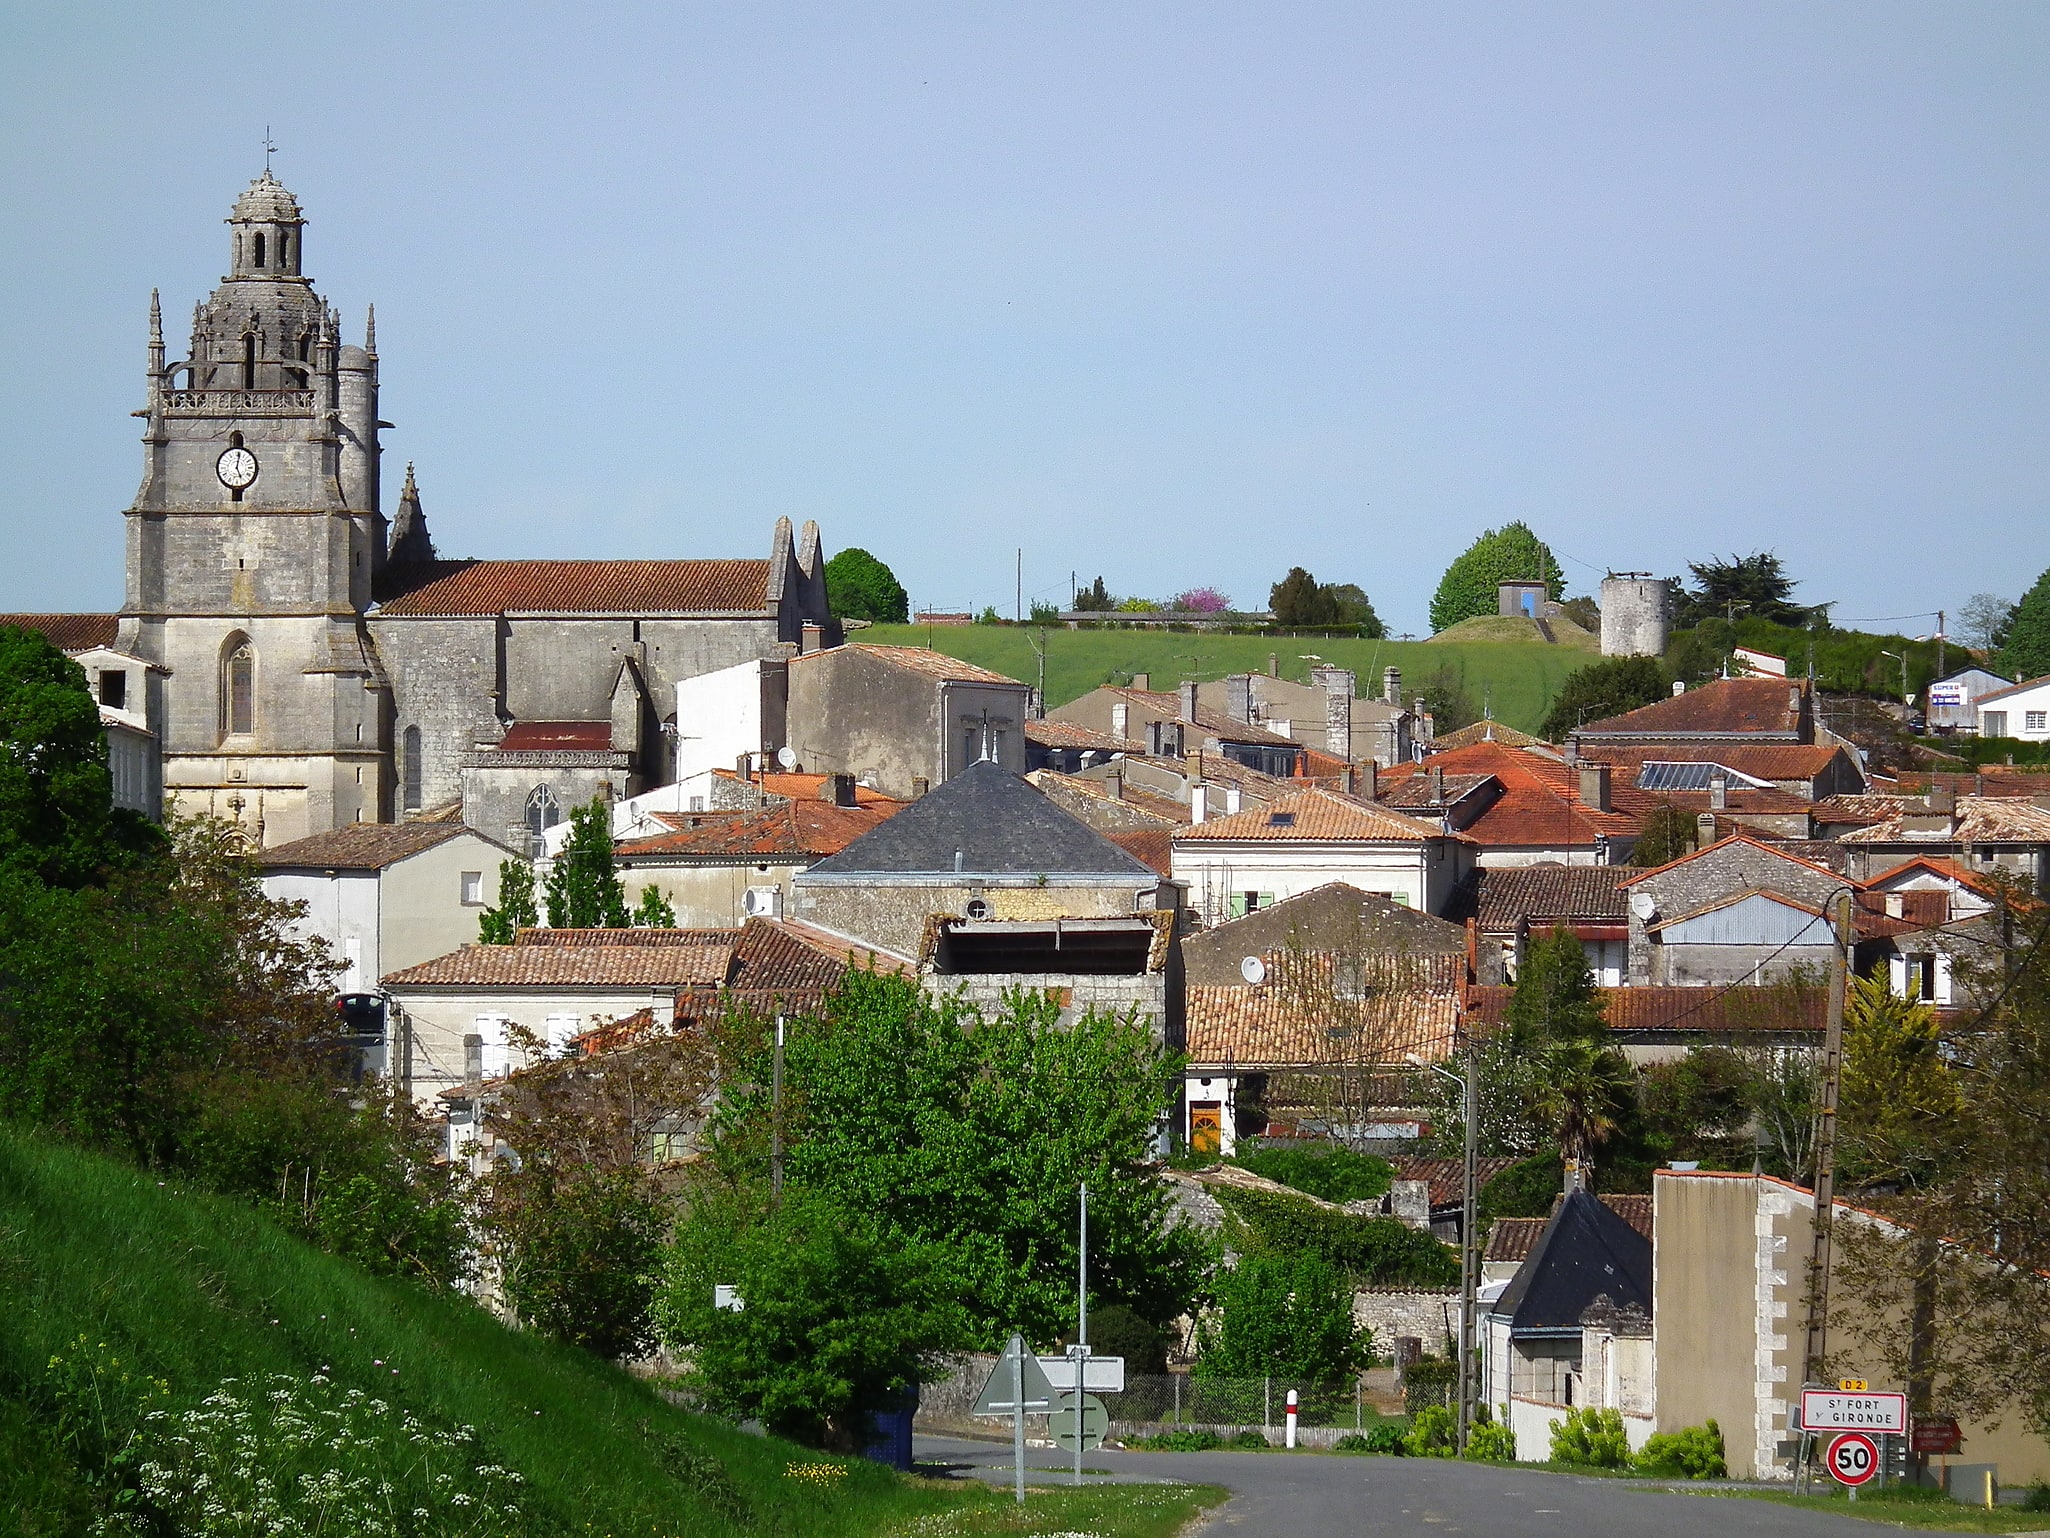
[1285,1389,1299,1449]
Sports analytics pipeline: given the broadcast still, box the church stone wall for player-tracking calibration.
[373,616,505,815]
[637,618,791,719]
[503,618,638,723]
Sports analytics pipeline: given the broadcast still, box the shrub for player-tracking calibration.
[823,548,908,624]
[1402,1357,1455,1414]
[1195,1252,1369,1383]
[1231,1147,1393,1204]
[1465,1413,1516,1462]
[1363,1421,1409,1454]
[1210,1183,1459,1288]
[1133,1429,1223,1452]
[1550,1406,1630,1469]
[1231,1429,1270,1449]
[1331,1432,1371,1452]
[2021,1482,2050,1514]
[1633,1419,1725,1480]
[1403,1405,1456,1457]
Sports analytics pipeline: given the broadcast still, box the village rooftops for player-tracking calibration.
[615,799,897,862]
[672,916,913,1027]
[260,820,513,871]
[1024,718,1143,753]
[1093,687,1303,748]
[1173,786,1464,844]
[1471,864,1633,932]
[1571,676,1812,742]
[1837,794,2050,846]
[1181,882,1467,987]
[381,932,737,988]
[799,759,1160,884]
[1375,741,1643,847]
[788,642,1024,687]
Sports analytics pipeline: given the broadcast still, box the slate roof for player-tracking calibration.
[0,614,121,652]
[1572,676,1809,739]
[1174,787,1460,844]
[800,760,1160,880]
[1184,953,1465,1068]
[1472,865,1633,931]
[795,643,1024,687]
[260,821,502,871]
[383,939,736,988]
[615,800,897,861]
[1464,984,1828,1035]
[1182,883,1467,985]
[1491,1189,1653,1335]
[375,559,774,616]
[498,721,612,751]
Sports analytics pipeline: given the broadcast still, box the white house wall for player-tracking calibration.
[384,986,680,1106]
[1171,842,1467,922]
[264,868,381,993]
[378,838,504,979]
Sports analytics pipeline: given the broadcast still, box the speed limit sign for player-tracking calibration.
[1826,1431,1879,1487]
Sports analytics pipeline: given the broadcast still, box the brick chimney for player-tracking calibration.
[1578,762,1612,813]
[1180,680,1200,722]
[1225,673,1255,724]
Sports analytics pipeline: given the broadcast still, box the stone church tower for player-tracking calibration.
[121,173,391,845]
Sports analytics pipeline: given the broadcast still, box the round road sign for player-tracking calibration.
[1826,1431,1879,1486]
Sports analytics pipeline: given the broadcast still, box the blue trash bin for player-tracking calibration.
[861,1384,920,1471]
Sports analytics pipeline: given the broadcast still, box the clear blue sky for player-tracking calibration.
[4,3,2046,635]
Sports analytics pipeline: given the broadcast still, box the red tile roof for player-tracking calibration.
[376,559,773,616]
[1431,720,1543,751]
[1573,677,1808,739]
[1378,742,1644,846]
[260,821,498,871]
[1185,953,1467,1068]
[383,938,736,987]
[1464,983,1828,1035]
[794,643,1023,686]
[498,721,613,751]
[1473,865,1633,930]
[512,927,738,947]
[1026,718,1142,752]
[1576,742,1850,781]
[671,917,912,1023]
[0,614,120,652]
[1838,796,2050,846]
[709,769,903,807]
[615,800,897,860]
[1107,827,1175,875]
[1175,786,1461,844]
[1388,1156,1524,1209]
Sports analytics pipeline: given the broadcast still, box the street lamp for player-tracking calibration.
[1409,1045,1480,1453]
[1878,649,1910,704]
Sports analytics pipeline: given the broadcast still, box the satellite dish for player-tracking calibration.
[1240,955,1267,985]
[1629,891,1658,921]
[776,746,797,770]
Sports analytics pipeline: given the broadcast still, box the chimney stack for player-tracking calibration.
[1672,679,1687,696]
[1130,672,1149,692]
[1928,782,1956,816]
[1358,761,1377,801]
[1180,680,1200,723]
[911,775,930,798]
[801,621,823,655]
[1311,666,1356,758]
[1709,773,1729,812]
[821,772,857,807]
[1383,666,1403,709]
[1267,652,1279,677]
[1578,763,1611,813]
[1111,701,1130,741]
[1190,783,1207,824]
[1225,673,1255,724]
[1428,766,1445,803]
[1696,811,1718,848]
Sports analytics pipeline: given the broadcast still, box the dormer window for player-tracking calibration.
[98,670,126,710]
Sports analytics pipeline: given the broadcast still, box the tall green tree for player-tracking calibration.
[822,548,909,624]
[543,799,629,928]
[477,857,538,942]
[1630,804,1696,867]
[1671,551,1819,628]
[1539,656,1669,740]
[1999,565,2050,682]
[1429,523,1562,632]
[700,971,1203,1343]
[0,625,159,887]
[1837,974,1960,1192]
[1073,575,1115,612]
[1270,567,1338,626]
[1507,926,1609,1047]
[1195,1252,1368,1384]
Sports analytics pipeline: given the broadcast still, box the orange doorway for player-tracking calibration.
[1189,1102,1223,1156]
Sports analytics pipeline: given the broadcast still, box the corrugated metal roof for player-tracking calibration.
[375,559,773,616]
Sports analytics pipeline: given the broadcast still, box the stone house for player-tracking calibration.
[0,617,170,820]
[1618,835,1853,986]
[260,821,519,996]
[1047,681,1306,779]
[1191,664,1416,768]
[1171,787,1474,924]
[1568,676,1822,752]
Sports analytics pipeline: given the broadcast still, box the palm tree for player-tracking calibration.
[1535,1037,1634,1169]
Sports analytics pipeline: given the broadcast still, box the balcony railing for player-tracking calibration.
[162,389,314,416]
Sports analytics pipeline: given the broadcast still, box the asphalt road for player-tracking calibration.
[915,1434,1937,1537]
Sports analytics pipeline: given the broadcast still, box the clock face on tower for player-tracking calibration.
[216,446,259,490]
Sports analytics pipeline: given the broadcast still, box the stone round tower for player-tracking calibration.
[1599,574,1669,657]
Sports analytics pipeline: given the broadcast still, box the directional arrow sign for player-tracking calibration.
[974,1335,1055,1415]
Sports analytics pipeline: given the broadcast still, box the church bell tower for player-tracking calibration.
[122,172,391,844]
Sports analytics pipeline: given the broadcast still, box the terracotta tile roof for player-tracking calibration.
[1388,1156,1524,1209]
[375,559,773,617]
[1175,786,1461,844]
[1577,743,1851,783]
[1184,953,1468,1068]
[1104,688,1302,748]
[498,721,612,751]
[1486,1217,1548,1263]
[1299,747,1355,778]
[1181,884,1468,981]
[1464,983,1828,1035]
[260,821,499,871]
[1573,677,1808,739]
[709,769,902,807]
[1473,865,1633,930]
[383,938,736,987]
[670,917,912,1024]
[799,643,1023,686]
[1648,785,1816,817]
[1431,720,1542,751]
[512,926,738,947]
[0,614,120,652]
[1377,773,1497,811]
[1107,827,1174,875]
[1897,769,2050,799]
[1838,795,2050,846]
[1026,771,1188,829]
[1971,672,2050,705]
[1026,718,1142,752]
[615,800,897,860]
[1601,1194,1655,1240]
[1378,742,1644,846]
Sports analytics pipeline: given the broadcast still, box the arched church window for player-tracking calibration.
[402,726,423,813]
[525,785,561,857]
[253,232,266,268]
[222,637,255,738]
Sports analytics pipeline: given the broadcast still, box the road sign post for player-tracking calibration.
[1827,1431,1880,1495]
[974,1334,1053,1504]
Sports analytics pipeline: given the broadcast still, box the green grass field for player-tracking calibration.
[0,1125,1217,1537]
[862,624,1589,734]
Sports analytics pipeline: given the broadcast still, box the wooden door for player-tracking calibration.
[1189,1102,1223,1156]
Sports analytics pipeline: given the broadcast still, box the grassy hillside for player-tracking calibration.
[861,624,1590,734]
[0,1126,1212,1537]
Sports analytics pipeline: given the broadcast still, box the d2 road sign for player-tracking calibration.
[1826,1432,1880,1487]
[1050,1392,1108,1452]
[1799,1388,1907,1433]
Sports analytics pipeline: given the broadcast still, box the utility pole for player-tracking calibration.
[1016,548,1023,623]
[1936,610,1946,679]
[1799,891,1856,1466]
[1457,1043,1480,1454]
[770,1014,786,1199]
[1075,1182,1088,1488]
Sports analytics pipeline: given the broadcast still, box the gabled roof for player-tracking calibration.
[1573,676,1808,740]
[1645,885,1825,933]
[793,643,1024,687]
[1972,672,2050,705]
[1576,742,1855,783]
[375,559,773,617]
[1864,855,2002,898]
[1486,1217,1549,1264]
[1181,882,1467,987]
[1473,865,1633,931]
[1377,741,1643,845]
[800,760,1159,880]
[261,821,508,871]
[1618,830,1847,888]
[383,936,736,988]
[1430,719,1542,751]
[1026,718,1142,752]
[615,800,897,861]
[1491,1189,1652,1334]
[1184,955,1465,1069]
[1839,795,2050,846]
[1174,786,1459,844]
[0,614,120,652]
